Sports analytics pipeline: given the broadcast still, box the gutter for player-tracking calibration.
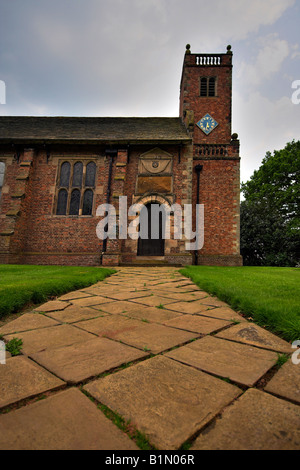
[100,149,117,264]
[194,164,203,266]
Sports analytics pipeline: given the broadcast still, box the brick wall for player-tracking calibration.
[0,144,194,266]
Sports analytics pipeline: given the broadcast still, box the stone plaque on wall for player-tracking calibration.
[138,148,173,176]
[137,176,172,194]
[139,158,172,175]
[137,148,173,195]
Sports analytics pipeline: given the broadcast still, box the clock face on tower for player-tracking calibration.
[196,114,218,135]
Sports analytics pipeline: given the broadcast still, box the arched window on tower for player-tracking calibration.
[200,78,208,97]
[209,77,216,96]
[200,77,216,97]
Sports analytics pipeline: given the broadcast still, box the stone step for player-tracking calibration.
[120,261,181,267]
[120,255,181,266]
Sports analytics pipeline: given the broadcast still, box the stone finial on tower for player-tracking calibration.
[185,44,191,54]
[227,45,232,54]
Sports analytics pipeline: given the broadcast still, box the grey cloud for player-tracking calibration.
[0,0,299,183]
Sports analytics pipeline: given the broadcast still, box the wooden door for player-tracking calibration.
[137,203,165,256]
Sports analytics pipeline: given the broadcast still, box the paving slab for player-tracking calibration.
[147,281,184,288]
[0,356,65,409]
[31,337,148,384]
[149,283,202,292]
[176,282,201,288]
[0,388,138,450]
[131,295,179,307]
[166,336,278,387]
[196,297,229,308]
[70,295,115,307]
[84,355,241,450]
[78,315,198,353]
[103,291,154,301]
[191,388,300,450]
[0,313,60,335]
[103,280,129,286]
[154,282,196,289]
[83,286,149,297]
[119,306,183,324]
[264,360,300,404]
[4,324,95,355]
[171,287,204,293]
[75,314,144,336]
[196,306,245,322]
[45,305,109,323]
[81,285,129,293]
[216,322,292,354]
[57,291,93,301]
[108,322,199,354]
[165,300,211,315]
[163,314,233,334]
[34,300,71,312]
[156,291,209,302]
[95,300,149,315]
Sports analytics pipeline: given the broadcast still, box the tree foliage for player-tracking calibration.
[240,140,300,266]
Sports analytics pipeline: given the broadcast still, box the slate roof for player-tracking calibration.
[0,116,191,145]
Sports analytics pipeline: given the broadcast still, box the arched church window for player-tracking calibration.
[60,162,71,187]
[55,160,97,216]
[69,189,81,215]
[82,189,94,216]
[85,162,96,187]
[72,162,83,187]
[56,189,68,215]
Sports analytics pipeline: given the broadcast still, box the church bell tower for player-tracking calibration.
[180,44,242,266]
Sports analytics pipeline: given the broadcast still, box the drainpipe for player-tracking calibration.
[194,164,203,266]
[100,149,117,264]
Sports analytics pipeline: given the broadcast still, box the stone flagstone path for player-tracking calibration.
[0,267,299,450]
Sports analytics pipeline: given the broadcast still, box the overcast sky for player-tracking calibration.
[0,0,299,185]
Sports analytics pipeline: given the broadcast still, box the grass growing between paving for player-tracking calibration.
[80,388,155,450]
[0,264,115,318]
[180,266,300,343]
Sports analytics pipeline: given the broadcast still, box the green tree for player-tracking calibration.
[241,140,300,266]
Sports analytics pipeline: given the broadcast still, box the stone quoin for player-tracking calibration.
[0,45,242,267]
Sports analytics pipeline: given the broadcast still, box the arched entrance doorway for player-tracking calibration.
[137,202,166,256]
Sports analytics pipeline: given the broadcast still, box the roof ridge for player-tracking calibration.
[0,116,190,144]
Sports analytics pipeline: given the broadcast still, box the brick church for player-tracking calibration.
[0,45,242,267]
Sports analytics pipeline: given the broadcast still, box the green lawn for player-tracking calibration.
[180,266,300,343]
[0,264,115,318]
